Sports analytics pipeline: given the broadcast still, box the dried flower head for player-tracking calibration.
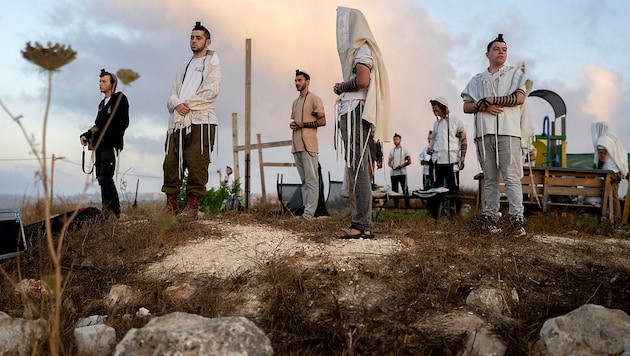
[116,68,140,85]
[21,42,77,71]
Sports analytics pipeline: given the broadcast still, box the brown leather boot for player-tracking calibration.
[152,194,179,219]
[177,194,200,222]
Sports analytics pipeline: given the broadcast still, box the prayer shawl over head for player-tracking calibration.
[591,122,628,177]
[461,65,533,148]
[336,6,391,143]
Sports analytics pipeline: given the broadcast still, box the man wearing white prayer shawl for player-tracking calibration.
[592,121,628,222]
[461,33,533,237]
[160,21,222,222]
[332,6,391,240]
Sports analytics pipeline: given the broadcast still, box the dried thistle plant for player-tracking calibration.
[21,42,76,71]
[14,41,76,356]
[117,68,140,86]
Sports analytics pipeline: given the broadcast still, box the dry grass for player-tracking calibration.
[2,199,630,355]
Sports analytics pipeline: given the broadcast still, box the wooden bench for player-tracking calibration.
[474,166,614,219]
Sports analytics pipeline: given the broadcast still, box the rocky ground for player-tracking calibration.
[2,204,630,354]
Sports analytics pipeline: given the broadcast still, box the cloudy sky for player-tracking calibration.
[0,0,628,202]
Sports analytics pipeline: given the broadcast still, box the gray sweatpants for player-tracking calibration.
[478,134,524,219]
[339,105,374,231]
[293,151,319,220]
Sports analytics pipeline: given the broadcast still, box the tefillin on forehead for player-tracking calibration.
[487,33,506,52]
[193,21,211,40]
[295,69,310,80]
[99,68,117,88]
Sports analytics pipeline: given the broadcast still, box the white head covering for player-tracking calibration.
[430,97,449,108]
[336,6,391,142]
[591,121,628,177]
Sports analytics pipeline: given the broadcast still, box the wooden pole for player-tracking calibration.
[257,133,266,203]
[231,113,239,180]
[622,184,630,224]
[245,38,252,210]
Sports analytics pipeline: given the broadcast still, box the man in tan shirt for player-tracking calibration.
[290,69,326,221]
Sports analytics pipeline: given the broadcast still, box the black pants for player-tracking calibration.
[433,164,459,192]
[96,147,120,216]
[391,174,410,208]
[431,164,461,218]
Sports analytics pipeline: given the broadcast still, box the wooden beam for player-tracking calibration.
[262,162,296,167]
[233,140,293,152]
[231,113,239,180]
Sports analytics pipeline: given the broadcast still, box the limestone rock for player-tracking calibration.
[114,312,273,355]
[0,311,48,355]
[443,311,486,335]
[462,325,507,356]
[14,278,52,298]
[466,288,507,315]
[164,282,196,301]
[105,284,137,309]
[74,324,116,356]
[76,315,108,328]
[537,304,630,355]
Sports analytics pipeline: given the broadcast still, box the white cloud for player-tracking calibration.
[581,64,622,124]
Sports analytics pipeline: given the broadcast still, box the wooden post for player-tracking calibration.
[231,113,239,180]
[623,181,630,224]
[603,173,613,221]
[257,133,266,203]
[245,38,252,210]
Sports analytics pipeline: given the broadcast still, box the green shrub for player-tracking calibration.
[177,172,241,213]
[199,178,241,213]
[199,185,228,213]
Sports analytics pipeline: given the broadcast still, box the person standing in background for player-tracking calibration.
[290,69,326,222]
[427,97,466,193]
[388,133,411,207]
[223,166,234,190]
[419,131,434,190]
[80,69,129,218]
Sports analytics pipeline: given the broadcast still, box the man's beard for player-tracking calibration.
[193,47,206,55]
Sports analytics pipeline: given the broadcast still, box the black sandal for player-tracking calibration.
[333,228,375,239]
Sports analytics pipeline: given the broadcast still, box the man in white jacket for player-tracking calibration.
[160,21,222,222]
[462,34,532,237]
